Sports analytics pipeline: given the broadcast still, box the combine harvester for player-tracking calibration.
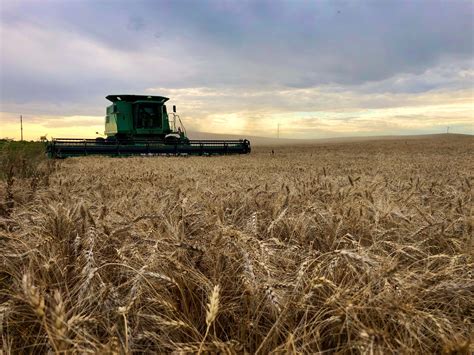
[47,95,251,158]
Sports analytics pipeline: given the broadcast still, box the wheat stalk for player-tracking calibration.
[199,284,220,354]
[21,273,45,318]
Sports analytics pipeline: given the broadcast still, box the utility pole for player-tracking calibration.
[446,126,450,134]
[20,115,23,141]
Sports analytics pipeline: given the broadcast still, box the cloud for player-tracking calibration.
[0,0,473,138]
[146,85,473,115]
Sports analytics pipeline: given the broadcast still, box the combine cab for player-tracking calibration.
[47,95,251,158]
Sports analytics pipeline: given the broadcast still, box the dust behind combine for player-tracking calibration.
[1,134,473,353]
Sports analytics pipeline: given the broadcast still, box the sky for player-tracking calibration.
[0,0,473,140]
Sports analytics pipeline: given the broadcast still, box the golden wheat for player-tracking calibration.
[0,135,473,353]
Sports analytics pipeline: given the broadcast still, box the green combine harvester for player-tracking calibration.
[47,95,251,158]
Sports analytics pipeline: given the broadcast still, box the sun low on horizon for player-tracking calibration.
[1,0,473,141]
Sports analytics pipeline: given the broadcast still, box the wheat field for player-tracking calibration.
[1,135,473,354]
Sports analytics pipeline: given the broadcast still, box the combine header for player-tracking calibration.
[47,95,251,158]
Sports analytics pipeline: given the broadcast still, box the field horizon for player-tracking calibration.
[2,131,472,147]
[187,131,473,146]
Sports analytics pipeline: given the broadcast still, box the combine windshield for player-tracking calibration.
[134,103,163,129]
